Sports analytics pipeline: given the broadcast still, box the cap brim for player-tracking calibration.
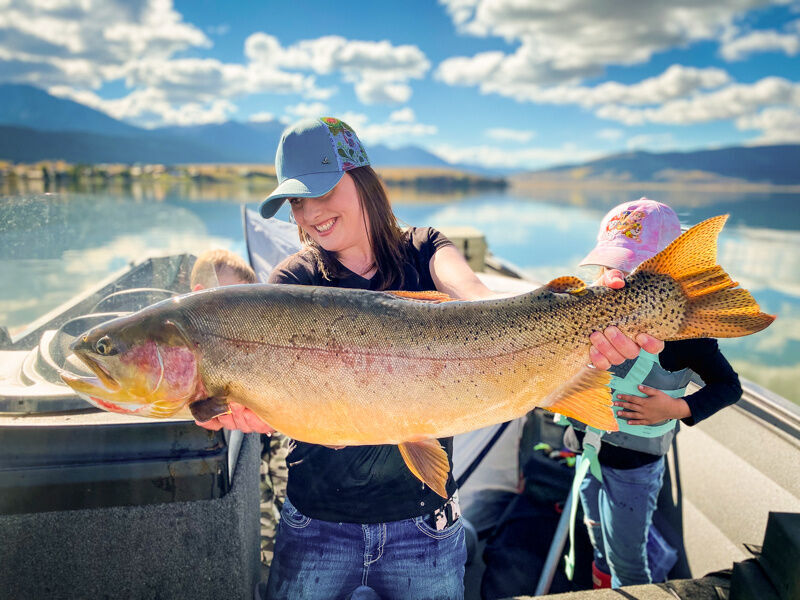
[578,246,639,273]
[260,171,344,218]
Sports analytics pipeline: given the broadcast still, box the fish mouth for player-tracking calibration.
[73,352,121,392]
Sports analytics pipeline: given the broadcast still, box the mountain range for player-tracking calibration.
[1,83,798,185]
[0,83,453,169]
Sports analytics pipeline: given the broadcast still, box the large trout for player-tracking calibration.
[61,216,774,497]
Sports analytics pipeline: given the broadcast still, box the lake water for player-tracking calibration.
[2,185,798,404]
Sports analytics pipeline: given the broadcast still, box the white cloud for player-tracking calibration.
[431,142,602,169]
[438,0,775,85]
[626,133,677,151]
[438,63,731,108]
[48,85,236,126]
[0,0,210,87]
[285,102,329,119]
[720,24,800,60]
[0,4,429,127]
[737,107,800,143]
[354,79,412,104]
[485,128,535,143]
[596,128,624,141]
[329,111,437,145]
[595,76,800,126]
[358,121,438,144]
[248,111,274,123]
[246,33,430,105]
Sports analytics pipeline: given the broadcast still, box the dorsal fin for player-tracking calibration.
[385,290,456,303]
[545,276,588,295]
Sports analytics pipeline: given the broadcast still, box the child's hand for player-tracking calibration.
[614,385,691,425]
[195,401,277,434]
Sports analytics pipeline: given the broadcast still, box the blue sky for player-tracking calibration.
[2,0,800,168]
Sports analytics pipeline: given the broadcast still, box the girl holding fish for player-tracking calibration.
[199,117,664,600]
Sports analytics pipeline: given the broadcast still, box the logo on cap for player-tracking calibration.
[321,157,329,165]
[604,210,647,243]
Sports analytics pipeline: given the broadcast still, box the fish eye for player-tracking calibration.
[95,336,116,356]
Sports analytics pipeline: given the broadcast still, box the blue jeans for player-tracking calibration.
[579,458,676,588]
[265,497,467,600]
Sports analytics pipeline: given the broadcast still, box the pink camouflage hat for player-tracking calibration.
[579,198,682,274]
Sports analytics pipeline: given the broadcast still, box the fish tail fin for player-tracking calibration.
[636,214,776,339]
[544,367,618,431]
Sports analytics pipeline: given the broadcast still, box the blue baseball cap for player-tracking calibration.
[260,117,370,218]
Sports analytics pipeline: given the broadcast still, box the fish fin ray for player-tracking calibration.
[190,396,230,422]
[545,276,588,295]
[543,367,617,431]
[398,440,450,498]
[385,290,456,303]
[635,215,775,339]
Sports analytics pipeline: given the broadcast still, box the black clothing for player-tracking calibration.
[267,226,457,523]
[573,337,741,470]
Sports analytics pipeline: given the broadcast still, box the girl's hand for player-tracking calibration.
[589,269,665,369]
[614,385,691,425]
[195,401,277,434]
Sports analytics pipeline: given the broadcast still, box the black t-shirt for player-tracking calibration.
[267,226,457,523]
[571,338,742,469]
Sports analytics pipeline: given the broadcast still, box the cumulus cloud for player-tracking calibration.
[486,128,535,143]
[331,111,437,145]
[431,142,602,169]
[0,2,430,127]
[246,33,430,105]
[248,111,275,123]
[285,102,329,119]
[737,107,800,143]
[720,22,800,60]
[596,128,624,141]
[48,85,236,126]
[595,77,800,126]
[434,0,800,146]
[0,0,210,88]
[438,0,775,85]
[389,108,416,122]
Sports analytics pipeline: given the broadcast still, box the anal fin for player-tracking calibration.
[190,396,230,422]
[398,439,450,498]
[544,367,617,431]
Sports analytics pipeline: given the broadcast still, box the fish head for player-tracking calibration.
[61,313,203,419]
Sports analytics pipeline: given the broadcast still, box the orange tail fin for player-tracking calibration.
[635,215,775,339]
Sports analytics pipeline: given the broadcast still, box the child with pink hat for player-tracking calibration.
[568,198,743,589]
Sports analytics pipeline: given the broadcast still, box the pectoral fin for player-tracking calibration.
[189,396,230,422]
[544,367,618,431]
[398,439,451,498]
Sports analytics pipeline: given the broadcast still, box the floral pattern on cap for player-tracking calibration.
[604,209,648,243]
[320,117,370,171]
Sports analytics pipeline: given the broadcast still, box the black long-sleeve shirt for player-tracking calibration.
[572,338,742,469]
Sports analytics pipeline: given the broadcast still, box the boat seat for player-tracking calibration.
[90,288,177,313]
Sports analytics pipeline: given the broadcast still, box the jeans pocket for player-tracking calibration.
[414,515,463,540]
[281,499,312,529]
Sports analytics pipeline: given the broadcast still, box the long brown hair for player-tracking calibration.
[296,166,407,290]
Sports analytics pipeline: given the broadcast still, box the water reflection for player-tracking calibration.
[2,186,798,403]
